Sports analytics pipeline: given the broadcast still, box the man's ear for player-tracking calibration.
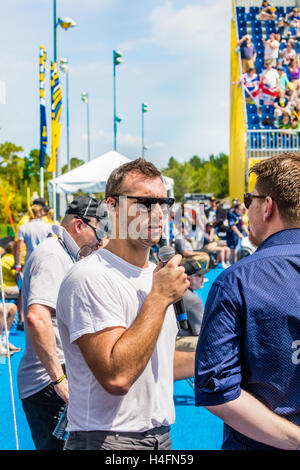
[264,196,274,222]
[106,197,116,213]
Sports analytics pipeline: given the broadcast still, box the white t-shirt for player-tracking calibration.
[56,248,179,433]
[264,40,279,60]
[262,68,279,89]
[18,219,53,264]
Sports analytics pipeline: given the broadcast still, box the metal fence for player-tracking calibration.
[247,129,300,157]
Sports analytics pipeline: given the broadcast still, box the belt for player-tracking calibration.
[70,425,170,439]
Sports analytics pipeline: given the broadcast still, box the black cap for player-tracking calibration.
[66,196,102,221]
[210,196,216,201]
[33,197,46,206]
[182,259,210,276]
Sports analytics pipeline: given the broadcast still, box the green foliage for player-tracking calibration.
[61,157,85,174]
[0,141,52,224]
[162,153,229,201]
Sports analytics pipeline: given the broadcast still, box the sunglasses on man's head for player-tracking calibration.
[111,195,175,212]
[243,192,268,209]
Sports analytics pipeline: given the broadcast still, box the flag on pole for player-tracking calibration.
[47,61,62,172]
[39,45,47,168]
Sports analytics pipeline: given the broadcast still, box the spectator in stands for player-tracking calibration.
[291,115,300,129]
[175,225,210,267]
[281,39,296,65]
[277,64,290,90]
[233,67,261,106]
[277,19,291,41]
[226,203,249,264]
[292,100,300,121]
[203,222,231,269]
[263,33,280,66]
[274,88,292,123]
[204,196,217,224]
[285,7,300,28]
[260,1,276,21]
[261,59,279,105]
[288,56,300,87]
[279,113,291,129]
[237,35,257,73]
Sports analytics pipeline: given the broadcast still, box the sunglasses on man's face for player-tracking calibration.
[243,192,268,209]
[112,195,175,212]
[74,215,103,242]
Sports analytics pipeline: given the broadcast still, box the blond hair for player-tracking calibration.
[28,204,44,220]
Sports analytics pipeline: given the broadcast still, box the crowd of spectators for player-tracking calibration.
[234,2,300,130]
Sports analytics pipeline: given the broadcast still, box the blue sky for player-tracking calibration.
[0,0,231,171]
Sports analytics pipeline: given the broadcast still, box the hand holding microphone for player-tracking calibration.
[152,246,189,329]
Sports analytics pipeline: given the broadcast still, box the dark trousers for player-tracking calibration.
[64,426,171,450]
[21,382,65,450]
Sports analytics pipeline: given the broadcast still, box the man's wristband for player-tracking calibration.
[52,374,66,386]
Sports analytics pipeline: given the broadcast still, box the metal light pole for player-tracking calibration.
[52,0,76,219]
[141,102,149,158]
[59,58,70,172]
[113,50,123,151]
[53,5,76,175]
[81,92,91,162]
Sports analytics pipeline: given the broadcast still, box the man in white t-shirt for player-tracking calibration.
[57,158,194,450]
[263,33,280,66]
[17,196,103,450]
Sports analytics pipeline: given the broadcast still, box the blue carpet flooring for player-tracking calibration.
[0,265,225,450]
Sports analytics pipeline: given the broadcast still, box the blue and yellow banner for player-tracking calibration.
[39,45,47,168]
[47,61,62,173]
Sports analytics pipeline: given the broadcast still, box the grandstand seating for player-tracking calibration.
[234,2,300,158]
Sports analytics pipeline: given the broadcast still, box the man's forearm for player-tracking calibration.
[26,305,64,382]
[206,389,300,450]
[174,350,195,381]
[15,240,24,266]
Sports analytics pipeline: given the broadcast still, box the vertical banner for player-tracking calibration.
[39,45,47,197]
[47,61,62,173]
[229,0,246,203]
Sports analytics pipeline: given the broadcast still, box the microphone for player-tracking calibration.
[158,246,189,330]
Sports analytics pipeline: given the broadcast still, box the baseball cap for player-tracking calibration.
[210,196,216,201]
[182,259,210,276]
[33,197,46,206]
[66,196,102,221]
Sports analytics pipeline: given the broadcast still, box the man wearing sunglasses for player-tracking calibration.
[57,158,194,450]
[17,196,103,450]
[195,153,300,450]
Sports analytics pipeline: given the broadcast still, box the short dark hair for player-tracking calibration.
[105,158,163,198]
[249,152,300,224]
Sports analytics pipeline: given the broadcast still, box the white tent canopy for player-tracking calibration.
[47,150,174,196]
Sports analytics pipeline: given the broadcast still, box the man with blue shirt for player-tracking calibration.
[226,203,248,264]
[195,153,300,450]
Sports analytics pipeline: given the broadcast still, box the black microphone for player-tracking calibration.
[158,246,189,330]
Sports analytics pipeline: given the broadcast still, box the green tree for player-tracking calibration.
[61,157,85,174]
[162,153,229,201]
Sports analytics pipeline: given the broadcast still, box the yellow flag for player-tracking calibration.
[47,120,61,172]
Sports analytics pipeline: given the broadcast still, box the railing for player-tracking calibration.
[247,129,300,157]
[235,0,296,10]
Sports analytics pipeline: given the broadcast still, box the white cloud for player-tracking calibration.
[120,1,229,55]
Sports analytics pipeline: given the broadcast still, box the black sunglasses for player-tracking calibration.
[112,195,175,211]
[74,215,102,242]
[243,192,268,209]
